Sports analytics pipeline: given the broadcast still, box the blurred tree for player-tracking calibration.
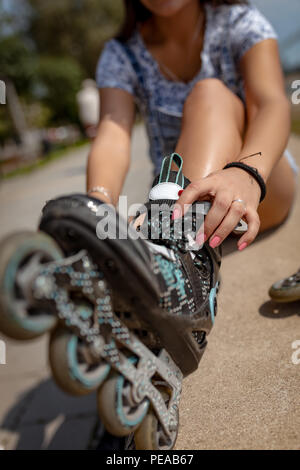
[0,35,35,144]
[0,0,125,144]
[0,34,36,94]
[28,0,124,78]
[0,108,14,143]
[37,56,83,123]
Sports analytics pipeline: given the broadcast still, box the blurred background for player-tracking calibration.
[0,0,299,451]
[0,0,123,175]
[0,0,299,176]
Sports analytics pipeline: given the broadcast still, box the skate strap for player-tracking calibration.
[159,153,184,187]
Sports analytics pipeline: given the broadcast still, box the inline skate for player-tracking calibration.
[269,267,300,303]
[0,153,222,449]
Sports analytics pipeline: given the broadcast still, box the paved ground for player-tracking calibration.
[0,125,299,450]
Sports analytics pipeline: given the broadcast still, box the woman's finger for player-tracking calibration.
[207,200,246,248]
[237,209,261,251]
[173,179,215,220]
[200,191,233,243]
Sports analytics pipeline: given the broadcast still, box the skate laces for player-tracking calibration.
[140,154,204,253]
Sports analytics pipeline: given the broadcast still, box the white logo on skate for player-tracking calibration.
[291,340,300,365]
[0,340,6,365]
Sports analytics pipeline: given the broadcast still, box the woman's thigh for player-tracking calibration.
[176,79,246,178]
[258,155,297,232]
[174,79,296,231]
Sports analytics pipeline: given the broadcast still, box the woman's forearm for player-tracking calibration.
[87,122,131,205]
[236,97,291,182]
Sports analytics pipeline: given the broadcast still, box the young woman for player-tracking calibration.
[88,0,296,251]
[0,1,296,450]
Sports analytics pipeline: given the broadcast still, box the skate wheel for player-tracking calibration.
[134,390,179,450]
[49,327,110,396]
[97,371,150,437]
[0,231,63,340]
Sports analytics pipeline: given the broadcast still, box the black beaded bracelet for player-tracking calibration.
[223,162,266,203]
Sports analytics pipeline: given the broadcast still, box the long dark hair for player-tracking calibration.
[117,0,248,42]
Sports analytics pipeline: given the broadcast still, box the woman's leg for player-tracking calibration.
[176,78,296,231]
[176,78,245,178]
[257,156,296,231]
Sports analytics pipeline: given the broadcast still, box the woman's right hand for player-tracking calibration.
[173,167,262,251]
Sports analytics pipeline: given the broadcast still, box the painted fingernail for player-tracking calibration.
[238,242,248,251]
[178,190,184,196]
[196,233,207,246]
[210,236,221,249]
[172,208,181,220]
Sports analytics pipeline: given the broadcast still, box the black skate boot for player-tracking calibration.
[0,154,222,450]
[130,152,222,371]
[38,153,221,448]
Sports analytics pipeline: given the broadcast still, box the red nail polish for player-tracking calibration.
[172,208,181,220]
[210,236,221,249]
[178,190,183,196]
[238,242,248,251]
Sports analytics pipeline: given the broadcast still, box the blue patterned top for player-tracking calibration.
[96,3,277,172]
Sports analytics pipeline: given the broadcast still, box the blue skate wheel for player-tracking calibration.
[209,282,219,325]
[97,369,150,437]
[134,387,179,450]
[0,231,62,340]
[49,327,111,396]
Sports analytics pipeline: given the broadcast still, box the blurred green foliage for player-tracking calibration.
[0,108,13,142]
[0,32,36,142]
[28,0,124,78]
[0,34,36,94]
[0,0,124,143]
[37,56,83,123]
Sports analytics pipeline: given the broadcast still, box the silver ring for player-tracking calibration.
[232,198,246,211]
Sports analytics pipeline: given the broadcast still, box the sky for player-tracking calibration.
[253,0,300,70]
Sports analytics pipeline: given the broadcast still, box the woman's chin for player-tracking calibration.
[141,0,193,18]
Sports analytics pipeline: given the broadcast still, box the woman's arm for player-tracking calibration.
[87,87,136,205]
[175,39,291,249]
[238,39,291,181]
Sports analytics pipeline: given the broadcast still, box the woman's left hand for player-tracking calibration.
[173,167,262,250]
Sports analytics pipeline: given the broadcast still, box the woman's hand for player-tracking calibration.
[173,168,262,250]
